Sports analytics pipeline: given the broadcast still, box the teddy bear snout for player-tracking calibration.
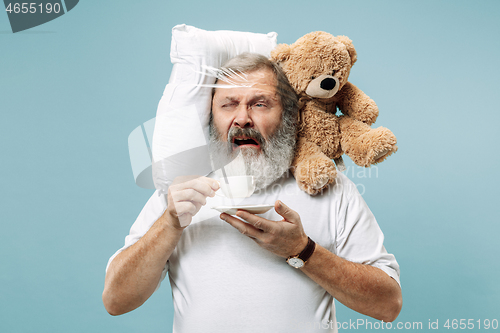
[305,75,340,99]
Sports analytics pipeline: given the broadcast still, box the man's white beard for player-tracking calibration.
[209,122,296,190]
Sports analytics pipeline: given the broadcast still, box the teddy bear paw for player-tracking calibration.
[373,145,398,163]
[363,127,398,166]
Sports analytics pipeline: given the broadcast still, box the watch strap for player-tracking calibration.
[298,237,316,263]
[287,237,316,266]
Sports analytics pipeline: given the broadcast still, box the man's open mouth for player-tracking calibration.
[232,136,261,148]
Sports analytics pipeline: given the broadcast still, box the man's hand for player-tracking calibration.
[166,175,220,228]
[221,200,308,258]
[222,199,402,322]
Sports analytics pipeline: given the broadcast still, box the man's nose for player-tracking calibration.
[233,105,253,128]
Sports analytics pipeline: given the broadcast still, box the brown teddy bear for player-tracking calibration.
[271,31,398,195]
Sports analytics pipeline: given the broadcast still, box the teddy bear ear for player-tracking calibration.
[337,35,357,66]
[270,43,292,63]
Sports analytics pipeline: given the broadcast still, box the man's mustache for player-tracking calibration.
[227,127,265,147]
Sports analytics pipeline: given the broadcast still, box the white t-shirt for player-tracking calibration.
[107,172,400,333]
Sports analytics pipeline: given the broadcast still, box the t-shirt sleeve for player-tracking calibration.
[335,176,401,286]
[105,190,170,291]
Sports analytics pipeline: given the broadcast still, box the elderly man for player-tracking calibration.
[103,53,402,332]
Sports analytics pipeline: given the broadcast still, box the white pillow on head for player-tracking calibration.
[151,24,278,193]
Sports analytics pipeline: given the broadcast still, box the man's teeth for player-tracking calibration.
[234,138,258,146]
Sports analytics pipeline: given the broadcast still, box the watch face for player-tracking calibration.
[287,257,304,268]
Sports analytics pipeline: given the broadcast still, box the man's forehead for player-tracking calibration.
[214,68,277,96]
[215,88,279,103]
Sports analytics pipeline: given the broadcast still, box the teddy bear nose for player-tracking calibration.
[320,78,337,91]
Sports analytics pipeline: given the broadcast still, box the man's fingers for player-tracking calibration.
[221,213,263,240]
[198,176,220,191]
[166,176,220,229]
[275,200,300,223]
[173,175,219,189]
[235,210,274,233]
[171,201,202,217]
[171,188,208,206]
[171,176,219,198]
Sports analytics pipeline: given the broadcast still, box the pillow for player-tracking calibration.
[151,24,278,193]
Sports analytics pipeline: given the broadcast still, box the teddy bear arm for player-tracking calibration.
[337,82,379,125]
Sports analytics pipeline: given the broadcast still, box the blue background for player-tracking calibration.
[1,1,499,331]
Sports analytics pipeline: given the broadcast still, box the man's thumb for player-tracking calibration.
[275,200,298,222]
[178,214,192,227]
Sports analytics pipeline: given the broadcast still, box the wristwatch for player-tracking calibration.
[286,237,316,268]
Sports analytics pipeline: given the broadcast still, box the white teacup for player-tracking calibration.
[216,175,255,198]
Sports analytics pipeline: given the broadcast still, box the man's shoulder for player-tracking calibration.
[332,172,359,194]
[271,170,359,201]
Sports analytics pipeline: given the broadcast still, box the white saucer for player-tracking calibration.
[211,204,274,215]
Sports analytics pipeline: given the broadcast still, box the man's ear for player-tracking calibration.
[337,35,357,66]
[271,43,292,63]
